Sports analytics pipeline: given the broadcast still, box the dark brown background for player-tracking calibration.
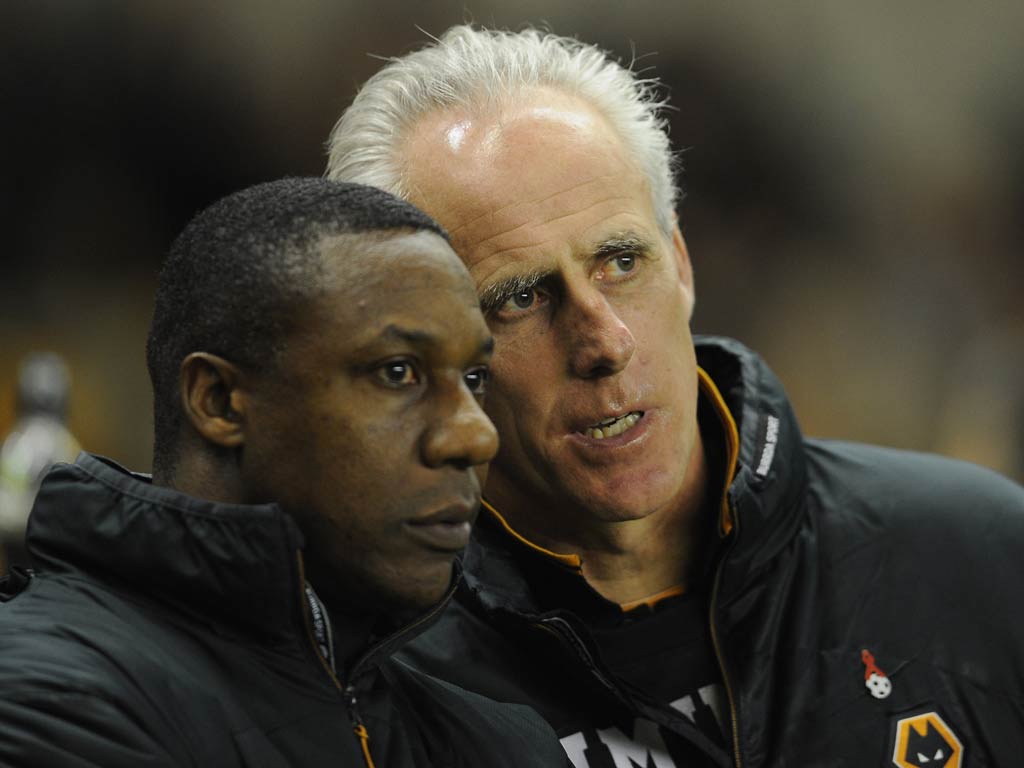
[3,0,1022,481]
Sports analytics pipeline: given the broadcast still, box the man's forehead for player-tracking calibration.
[442,186,656,290]
[405,86,605,153]
[401,97,656,285]
[428,95,602,153]
[290,231,487,349]
[404,93,642,210]
[315,229,458,282]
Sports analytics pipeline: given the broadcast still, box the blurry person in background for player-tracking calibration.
[0,178,568,767]
[0,353,80,574]
[327,26,1024,767]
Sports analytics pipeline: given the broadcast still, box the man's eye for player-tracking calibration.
[376,361,419,387]
[505,290,536,310]
[463,366,490,395]
[498,287,550,317]
[607,253,636,276]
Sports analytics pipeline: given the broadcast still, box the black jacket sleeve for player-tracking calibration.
[0,691,185,768]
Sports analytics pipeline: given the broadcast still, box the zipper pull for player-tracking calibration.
[344,685,377,768]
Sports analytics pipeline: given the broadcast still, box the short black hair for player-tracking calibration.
[146,177,447,474]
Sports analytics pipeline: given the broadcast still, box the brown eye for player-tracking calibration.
[377,361,419,387]
[463,366,490,395]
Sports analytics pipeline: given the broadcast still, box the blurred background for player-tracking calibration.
[2,0,1022,484]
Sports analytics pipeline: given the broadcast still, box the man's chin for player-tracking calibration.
[565,473,684,524]
[376,560,457,615]
[311,560,455,622]
[378,578,454,623]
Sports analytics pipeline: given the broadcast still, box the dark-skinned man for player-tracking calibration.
[326,26,1024,767]
[0,178,568,767]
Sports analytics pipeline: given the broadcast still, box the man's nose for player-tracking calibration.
[563,289,637,379]
[421,383,500,470]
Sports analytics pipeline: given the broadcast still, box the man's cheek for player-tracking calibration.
[472,462,491,488]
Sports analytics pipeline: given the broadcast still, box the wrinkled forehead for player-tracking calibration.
[398,91,659,281]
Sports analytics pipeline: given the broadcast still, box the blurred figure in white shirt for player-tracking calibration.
[0,353,80,573]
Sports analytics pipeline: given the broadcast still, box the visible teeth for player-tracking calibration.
[586,411,640,439]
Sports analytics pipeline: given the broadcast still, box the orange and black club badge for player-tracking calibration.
[889,710,964,768]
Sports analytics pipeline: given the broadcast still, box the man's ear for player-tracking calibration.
[670,221,696,320]
[179,352,248,449]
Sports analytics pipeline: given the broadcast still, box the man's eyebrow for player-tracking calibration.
[379,324,436,345]
[478,269,554,315]
[477,235,653,314]
[592,233,654,261]
[379,325,495,357]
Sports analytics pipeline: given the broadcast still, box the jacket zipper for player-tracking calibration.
[296,553,459,768]
[344,685,377,768]
[709,503,742,768]
[540,610,733,765]
[337,592,455,767]
[536,616,623,698]
[296,553,377,768]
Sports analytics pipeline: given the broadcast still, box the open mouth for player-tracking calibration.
[584,411,643,440]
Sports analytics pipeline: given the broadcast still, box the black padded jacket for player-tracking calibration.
[399,336,1024,768]
[0,454,569,767]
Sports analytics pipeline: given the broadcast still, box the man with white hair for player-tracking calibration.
[327,26,1024,767]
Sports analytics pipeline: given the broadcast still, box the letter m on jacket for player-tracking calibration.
[560,719,678,768]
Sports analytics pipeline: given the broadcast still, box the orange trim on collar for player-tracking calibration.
[619,583,687,612]
[482,370,738,564]
[697,367,740,537]
[480,499,583,570]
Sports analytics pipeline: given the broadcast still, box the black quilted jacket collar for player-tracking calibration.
[25,452,454,668]
[460,336,809,615]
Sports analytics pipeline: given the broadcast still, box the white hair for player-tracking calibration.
[326,25,680,235]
